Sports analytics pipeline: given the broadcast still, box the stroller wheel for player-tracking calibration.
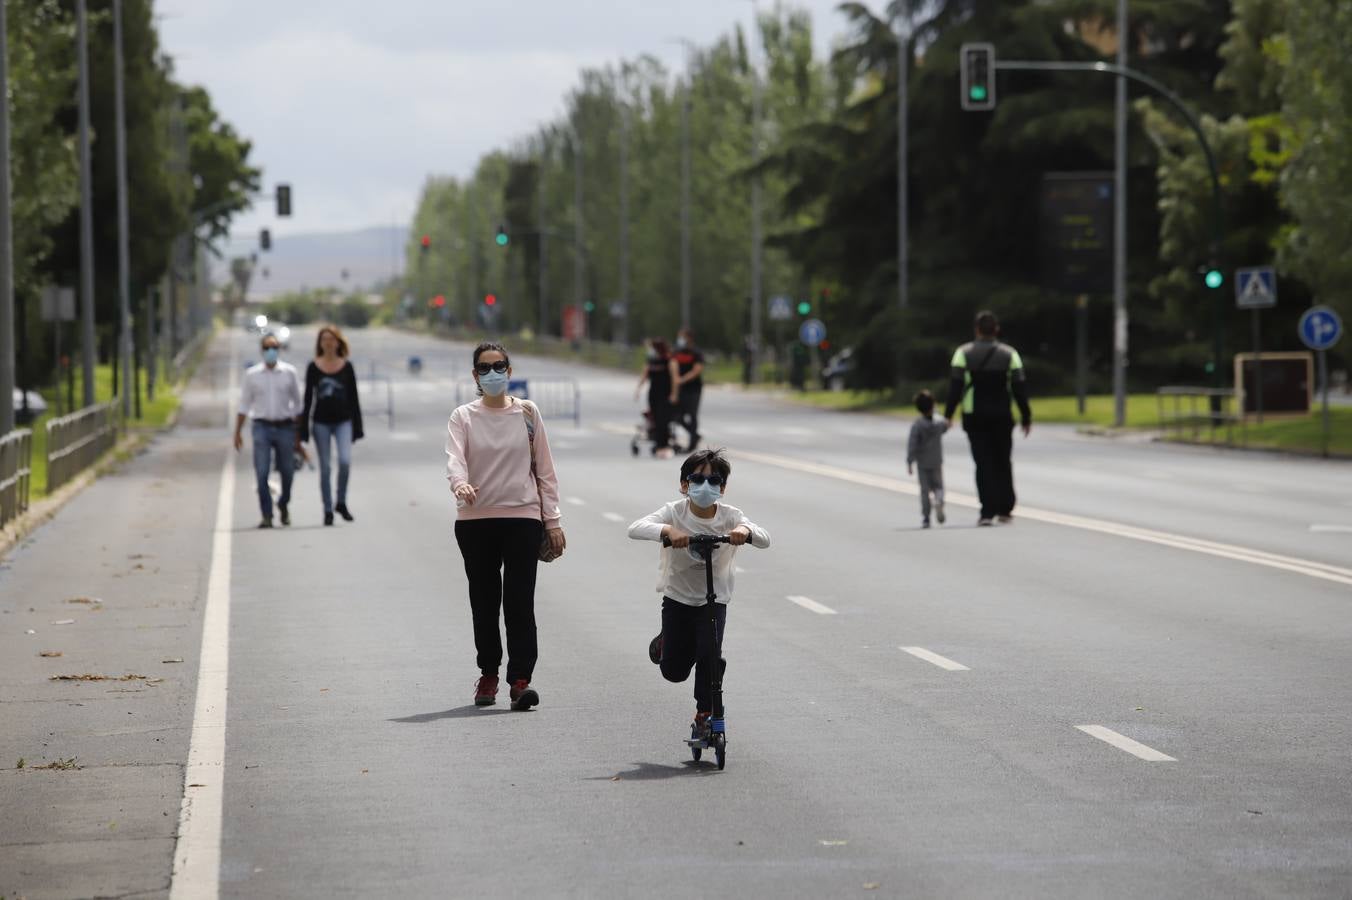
[691,746,702,762]
[630,441,639,457]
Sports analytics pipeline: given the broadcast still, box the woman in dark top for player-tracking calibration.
[300,325,363,525]
[634,337,679,458]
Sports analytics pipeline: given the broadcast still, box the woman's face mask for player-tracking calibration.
[478,370,509,396]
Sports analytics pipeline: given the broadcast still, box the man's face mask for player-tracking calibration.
[263,347,279,364]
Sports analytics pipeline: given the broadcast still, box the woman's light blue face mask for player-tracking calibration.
[478,370,509,396]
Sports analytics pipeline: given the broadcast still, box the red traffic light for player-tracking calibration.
[421,234,431,249]
[820,339,831,350]
[432,295,446,308]
[484,294,497,306]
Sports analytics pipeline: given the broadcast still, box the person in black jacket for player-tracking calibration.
[943,311,1032,526]
[300,325,364,526]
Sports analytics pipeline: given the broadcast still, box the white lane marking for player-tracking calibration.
[171,341,237,900]
[787,595,837,615]
[566,496,587,506]
[1075,725,1176,762]
[388,432,421,442]
[900,646,970,671]
[1310,524,1352,534]
[602,512,625,523]
[724,446,1352,588]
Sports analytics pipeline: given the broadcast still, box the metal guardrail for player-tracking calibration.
[1156,386,1247,446]
[363,361,396,432]
[168,329,212,384]
[45,398,120,493]
[0,428,33,528]
[454,377,581,426]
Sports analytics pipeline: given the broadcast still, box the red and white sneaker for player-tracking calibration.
[509,679,539,711]
[473,674,499,706]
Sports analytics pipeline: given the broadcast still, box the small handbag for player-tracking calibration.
[522,400,561,562]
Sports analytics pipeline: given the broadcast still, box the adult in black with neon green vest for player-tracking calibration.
[943,311,1032,526]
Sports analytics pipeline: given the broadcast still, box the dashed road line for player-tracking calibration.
[1310,524,1352,534]
[566,496,587,506]
[602,512,625,523]
[787,595,837,615]
[900,646,970,671]
[1075,725,1176,762]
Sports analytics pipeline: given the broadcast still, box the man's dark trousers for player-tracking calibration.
[965,418,1015,519]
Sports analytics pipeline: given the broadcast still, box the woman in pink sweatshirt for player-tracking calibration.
[445,342,566,710]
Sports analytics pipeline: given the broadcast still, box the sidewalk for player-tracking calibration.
[0,334,234,900]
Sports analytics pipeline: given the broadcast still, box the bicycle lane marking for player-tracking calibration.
[170,340,238,900]
[900,646,971,671]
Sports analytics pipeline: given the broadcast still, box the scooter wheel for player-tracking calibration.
[715,746,725,770]
[691,746,702,762]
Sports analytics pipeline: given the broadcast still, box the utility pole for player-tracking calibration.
[572,130,584,332]
[680,81,692,330]
[76,0,96,407]
[0,0,15,434]
[1112,0,1128,427]
[896,8,909,310]
[619,108,631,346]
[537,147,548,336]
[114,0,133,418]
[749,6,764,383]
[0,6,23,431]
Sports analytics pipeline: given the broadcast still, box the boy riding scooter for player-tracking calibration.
[628,449,771,764]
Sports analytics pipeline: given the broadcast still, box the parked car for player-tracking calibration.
[12,388,48,425]
[821,346,855,391]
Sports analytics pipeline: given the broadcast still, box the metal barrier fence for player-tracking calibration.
[363,361,397,432]
[1156,386,1246,446]
[0,428,33,529]
[454,377,581,426]
[45,399,120,493]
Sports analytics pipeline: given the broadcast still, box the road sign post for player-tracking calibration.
[1298,305,1342,458]
[799,318,826,347]
[1236,267,1277,423]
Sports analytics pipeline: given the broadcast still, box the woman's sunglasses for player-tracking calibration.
[474,360,509,375]
[686,473,723,486]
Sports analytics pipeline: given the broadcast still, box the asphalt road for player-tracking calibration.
[3,325,1351,899]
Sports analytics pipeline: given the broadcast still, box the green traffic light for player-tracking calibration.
[1204,269,1223,289]
[796,301,811,315]
[495,232,509,247]
[969,85,988,102]
[583,301,595,313]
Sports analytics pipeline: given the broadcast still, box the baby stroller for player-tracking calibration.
[630,407,677,457]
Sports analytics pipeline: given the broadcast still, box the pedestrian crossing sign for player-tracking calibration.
[1235,267,1277,309]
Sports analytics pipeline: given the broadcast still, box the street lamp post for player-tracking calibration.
[114,0,133,418]
[76,0,97,407]
[748,5,764,383]
[1112,0,1128,427]
[619,107,631,345]
[0,0,15,434]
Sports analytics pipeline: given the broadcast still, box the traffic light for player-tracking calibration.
[583,301,596,313]
[432,295,446,308]
[259,228,271,251]
[495,225,509,247]
[420,234,431,254]
[484,293,497,306]
[796,300,812,316]
[275,184,292,217]
[1204,266,1224,289]
[959,43,996,111]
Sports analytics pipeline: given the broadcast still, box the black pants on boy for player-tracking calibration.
[454,518,543,683]
[659,597,726,712]
[964,419,1016,519]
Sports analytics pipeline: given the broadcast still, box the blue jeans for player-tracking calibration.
[312,420,352,514]
[251,421,295,519]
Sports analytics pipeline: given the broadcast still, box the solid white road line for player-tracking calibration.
[900,646,971,671]
[171,343,238,900]
[602,512,625,523]
[787,594,838,615]
[723,446,1352,589]
[1075,725,1176,762]
[387,432,421,442]
[1310,524,1352,534]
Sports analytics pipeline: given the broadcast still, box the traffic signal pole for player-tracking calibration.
[1112,0,1127,427]
[0,0,14,434]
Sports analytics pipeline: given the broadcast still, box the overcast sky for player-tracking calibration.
[158,1,862,243]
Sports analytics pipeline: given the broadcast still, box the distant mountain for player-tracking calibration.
[211,225,408,298]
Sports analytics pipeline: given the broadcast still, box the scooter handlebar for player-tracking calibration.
[661,534,739,548]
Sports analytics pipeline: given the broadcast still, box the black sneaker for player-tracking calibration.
[258,518,273,529]
[997,514,1013,524]
[335,503,354,522]
[278,503,290,526]
[922,517,931,529]
[324,512,334,526]
[977,517,994,527]
[648,633,663,665]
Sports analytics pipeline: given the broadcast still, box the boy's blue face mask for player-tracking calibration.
[686,480,722,508]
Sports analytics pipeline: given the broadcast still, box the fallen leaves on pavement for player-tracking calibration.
[50,674,165,684]
[31,757,81,770]
[38,651,63,658]
[66,597,102,605]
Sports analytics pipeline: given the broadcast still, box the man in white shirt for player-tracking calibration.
[233,334,303,527]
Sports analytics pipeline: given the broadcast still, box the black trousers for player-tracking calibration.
[678,385,702,446]
[659,597,726,713]
[965,419,1016,519]
[454,518,543,683]
[648,388,674,450]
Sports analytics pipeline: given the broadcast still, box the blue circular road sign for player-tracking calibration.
[799,318,827,346]
[1298,306,1343,351]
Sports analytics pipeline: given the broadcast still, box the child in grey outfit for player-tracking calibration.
[907,390,949,528]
